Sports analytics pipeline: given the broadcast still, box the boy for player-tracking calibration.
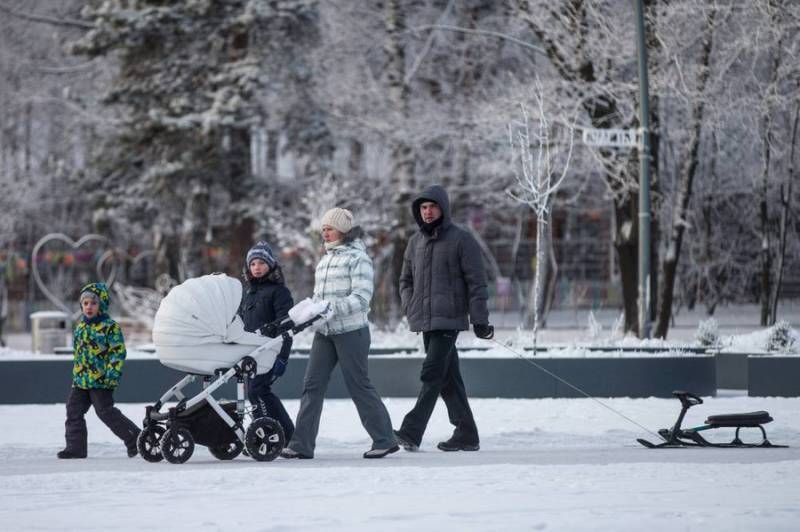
[239,242,295,441]
[57,282,140,459]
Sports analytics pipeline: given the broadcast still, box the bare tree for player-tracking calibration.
[508,90,574,348]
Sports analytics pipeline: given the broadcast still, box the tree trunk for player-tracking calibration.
[759,9,784,326]
[524,211,556,335]
[759,138,771,327]
[613,198,640,333]
[769,105,797,324]
[385,0,415,326]
[23,102,32,175]
[227,218,255,278]
[180,184,210,279]
[153,222,181,282]
[653,4,715,339]
[542,219,559,328]
[645,0,661,326]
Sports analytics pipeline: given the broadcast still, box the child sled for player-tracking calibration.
[637,390,787,449]
[137,274,331,464]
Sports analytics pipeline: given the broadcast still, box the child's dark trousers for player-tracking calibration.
[64,387,140,455]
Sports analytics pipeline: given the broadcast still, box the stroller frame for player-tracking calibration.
[138,314,323,463]
[637,390,787,449]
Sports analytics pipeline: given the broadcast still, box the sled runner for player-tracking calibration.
[637,390,787,449]
[137,274,331,464]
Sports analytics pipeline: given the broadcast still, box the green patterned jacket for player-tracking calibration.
[72,283,127,389]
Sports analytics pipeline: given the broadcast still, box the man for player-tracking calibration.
[394,184,494,452]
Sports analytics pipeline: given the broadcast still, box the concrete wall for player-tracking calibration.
[748,356,800,397]
[0,355,716,403]
[715,352,749,389]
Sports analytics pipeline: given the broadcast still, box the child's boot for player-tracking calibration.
[57,449,87,459]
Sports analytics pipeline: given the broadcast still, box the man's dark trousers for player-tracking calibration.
[398,330,479,446]
[64,387,140,454]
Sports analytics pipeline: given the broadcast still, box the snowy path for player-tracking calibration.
[2,396,799,531]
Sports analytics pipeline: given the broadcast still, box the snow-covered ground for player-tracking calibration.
[2,395,799,531]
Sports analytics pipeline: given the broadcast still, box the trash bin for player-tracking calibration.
[30,311,71,354]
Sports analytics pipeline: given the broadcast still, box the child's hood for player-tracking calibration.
[80,282,111,314]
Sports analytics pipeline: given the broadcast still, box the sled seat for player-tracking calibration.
[705,411,772,427]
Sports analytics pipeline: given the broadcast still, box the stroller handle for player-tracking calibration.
[260,311,327,337]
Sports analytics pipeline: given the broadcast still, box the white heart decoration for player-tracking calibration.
[31,233,118,318]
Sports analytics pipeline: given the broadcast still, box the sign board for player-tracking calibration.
[582,127,641,148]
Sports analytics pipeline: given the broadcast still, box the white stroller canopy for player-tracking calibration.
[153,273,263,348]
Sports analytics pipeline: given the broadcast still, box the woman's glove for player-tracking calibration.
[473,324,495,339]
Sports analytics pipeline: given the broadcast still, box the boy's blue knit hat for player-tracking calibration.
[246,241,278,269]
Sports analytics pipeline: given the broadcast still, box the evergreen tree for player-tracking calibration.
[70,0,317,279]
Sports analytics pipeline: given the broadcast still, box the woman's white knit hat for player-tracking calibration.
[321,207,354,233]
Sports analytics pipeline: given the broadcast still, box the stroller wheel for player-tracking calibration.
[161,427,195,464]
[209,439,244,460]
[245,417,285,462]
[137,425,166,463]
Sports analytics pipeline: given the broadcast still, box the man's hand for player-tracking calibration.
[473,324,494,339]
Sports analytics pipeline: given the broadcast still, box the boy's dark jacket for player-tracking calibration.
[72,283,127,389]
[239,268,294,361]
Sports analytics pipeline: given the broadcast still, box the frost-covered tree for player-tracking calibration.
[69,0,318,280]
[0,0,104,252]
[510,0,658,334]
[651,0,717,338]
[508,92,574,346]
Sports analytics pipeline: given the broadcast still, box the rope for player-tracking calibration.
[489,338,662,440]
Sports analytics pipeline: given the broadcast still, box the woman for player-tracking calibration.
[281,208,398,459]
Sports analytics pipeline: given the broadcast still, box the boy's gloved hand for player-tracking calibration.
[260,323,278,338]
[473,324,495,339]
[271,356,288,377]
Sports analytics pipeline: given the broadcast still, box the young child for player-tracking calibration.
[239,241,295,441]
[57,282,140,459]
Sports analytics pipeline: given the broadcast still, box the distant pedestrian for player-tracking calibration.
[281,208,398,459]
[58,283,140,459]
[394,184,494,452]
[239,241,295,441]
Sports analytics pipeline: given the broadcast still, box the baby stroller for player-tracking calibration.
[137,273,330,464]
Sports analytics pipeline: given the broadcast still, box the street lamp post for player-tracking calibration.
[634,0,651,338]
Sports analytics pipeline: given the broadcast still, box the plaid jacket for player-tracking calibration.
[313,238,373,335]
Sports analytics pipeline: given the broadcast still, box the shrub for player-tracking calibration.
[766,320,797,353]
[695,318,720,348]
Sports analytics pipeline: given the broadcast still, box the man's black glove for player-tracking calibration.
[473,324,494,340]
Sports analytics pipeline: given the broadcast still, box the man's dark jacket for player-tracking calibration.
[400,185,489,332]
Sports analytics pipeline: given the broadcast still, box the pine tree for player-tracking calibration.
[69,0,317,279]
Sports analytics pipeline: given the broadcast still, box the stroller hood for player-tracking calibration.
[153,273,263,348]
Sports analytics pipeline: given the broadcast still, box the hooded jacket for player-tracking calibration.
[72,283,127,389]
[240,267,294,333]
[400,185,489,332]
[313,228,373,336]
[239,266,294,363]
